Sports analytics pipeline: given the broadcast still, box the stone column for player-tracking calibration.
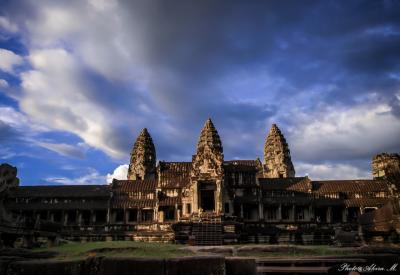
[342,208,348,223]
[327,207,332,223]
[77,210,82,226]
[125,210,130,223]
[277,204,282,221]
[158,210,164,223]
[106,208,111,224]
[259,203,264,220]
[359,207,364,215]
[193,181,199,213]
[91,210,96,224]
[137,209,141,222]
[63,211,68,226]
[308,205,313,222]
[292,205,296,221]
[216,180,222,214]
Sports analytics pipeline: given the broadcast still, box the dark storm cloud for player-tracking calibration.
[1,0,400,180]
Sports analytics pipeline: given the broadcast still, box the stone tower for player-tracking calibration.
[127,128,156,180]
[191,118,224,214]
[263,124,295,178]
[192,118,224,177]
[372,153,400,179]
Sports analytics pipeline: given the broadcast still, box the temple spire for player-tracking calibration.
[192,118,224,177]
[127,128,156,180]
[196,118,223,155]
[263,124,295,178]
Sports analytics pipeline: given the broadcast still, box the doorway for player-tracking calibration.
[199,182,216,211]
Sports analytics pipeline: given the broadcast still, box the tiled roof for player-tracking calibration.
[6,200,108,210]
[8,185,110,198]
[262,197,313,206]
[312,179,389,194]
[159,196,182,206]
[159,161,191,188]
[111,198,156,209]
[344,198,389,207]
[112,179,157,192]
[224,160,260,166]
[223,160,260,172]
[259,177,310,192]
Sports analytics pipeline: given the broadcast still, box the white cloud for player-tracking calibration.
[20,48,128,158]
[0,16,18,33]
[0,106,48,134]
[290,103,400,162]
[0,79,9,88]
[36,142,86,158]
[45,168,106,185]
[296,162,370,180]
[106,164,128,183]
[0,49,23,74]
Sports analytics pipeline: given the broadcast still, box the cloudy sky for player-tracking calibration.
[1,0,400,185]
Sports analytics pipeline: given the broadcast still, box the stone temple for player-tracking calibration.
[2,119,400,245]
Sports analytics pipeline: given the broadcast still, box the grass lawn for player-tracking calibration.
[235,245,356,258]
[33,241,359,260]
[33,241,193,259]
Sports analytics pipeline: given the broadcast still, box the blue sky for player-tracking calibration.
[1,0,400,185]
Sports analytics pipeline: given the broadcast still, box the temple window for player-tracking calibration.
[115,210,124,223]
[141,210,153,221]
[224,203,230,213]
[127,209,138,222]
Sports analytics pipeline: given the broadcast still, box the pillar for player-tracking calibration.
[77,210,82,226]
[106,208,110,224]
[277,204,282,221]
[91,210,96,224]
[259,203,264,220]
[308,205,313,222]
[327,207,332,223]
[125,210,130,223]
[49,212,54,222]
[193,181,199,213]
[158,210,164,223]
[291,205,296,221]
[240,204,244,218]
[342,208,348,223]
[63,211,68,226]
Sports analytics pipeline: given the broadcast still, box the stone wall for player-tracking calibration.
[1,256,256,275]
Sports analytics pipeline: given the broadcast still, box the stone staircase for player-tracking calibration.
[192,221,223,245]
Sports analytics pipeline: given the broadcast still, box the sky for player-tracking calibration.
[0,0,400,185]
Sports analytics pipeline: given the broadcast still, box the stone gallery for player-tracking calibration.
[1,119,400,245]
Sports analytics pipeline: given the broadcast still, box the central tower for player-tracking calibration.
[191,118,224,213]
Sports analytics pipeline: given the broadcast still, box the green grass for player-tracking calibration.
[33,242,358,260]
[33,241,193,259]
[236,245,356,258]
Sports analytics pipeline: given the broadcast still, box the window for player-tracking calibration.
[267,208,277,220]
[115,210,124,223]
[164,207,175,221]
[186,203,191,214]
[225,203,230,214]
[142,210,153,221]
[128,209,138,222]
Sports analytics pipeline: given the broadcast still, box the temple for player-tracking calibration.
[2,119,400,245]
